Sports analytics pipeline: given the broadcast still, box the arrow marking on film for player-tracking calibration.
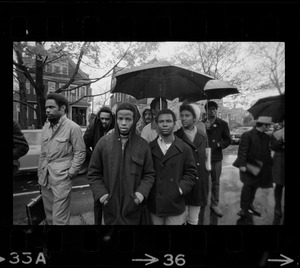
[132,253,159,266]
[268,254,294,266]
[0,256,5,263]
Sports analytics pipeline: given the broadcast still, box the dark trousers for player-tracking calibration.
[210,161,222,206]
[94,202,103,225]
[240,183,259,210]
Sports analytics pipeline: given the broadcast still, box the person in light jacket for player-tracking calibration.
[147,109,197,225]
[87,102,155,225]
[38,93,86,225]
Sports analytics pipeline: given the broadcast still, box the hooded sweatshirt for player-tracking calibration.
[87,103,155,225]
[83,106,115,159]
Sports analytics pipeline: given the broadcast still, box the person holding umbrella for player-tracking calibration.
[203,101,231,219]
[233,116,273,219]
[141,97,168,143]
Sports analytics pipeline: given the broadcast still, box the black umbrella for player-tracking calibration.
[179,79,239,102]
[111,61,213,101]
[247,94,285,123]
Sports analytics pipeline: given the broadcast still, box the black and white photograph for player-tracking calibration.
[13,41,285,226]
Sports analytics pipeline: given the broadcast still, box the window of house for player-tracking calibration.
[26,81,30,94]
[48,81,56,94]
[116,93,121,102]
[46,64,52,73]
[54,66,60,74]
[62,66,68,75]
[79,86,86,98]
[34,105,37,119]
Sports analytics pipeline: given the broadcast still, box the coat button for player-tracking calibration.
[197,163,200,166]
[170,178,173,182]
[195,149,198,152]
[212,139,215,142]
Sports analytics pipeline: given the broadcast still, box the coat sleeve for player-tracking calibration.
[87,140,109,202]
[219,121,231,149]
[68,125,86,177]
[13,120,29,160]
[83,119,94,158]
[178,145,197,196]
[233,132,250,167]
[270,133,284,151]
[136,144,155,200]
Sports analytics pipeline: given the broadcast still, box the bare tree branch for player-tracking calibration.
[69,89,111,105]
[13,99,37,111]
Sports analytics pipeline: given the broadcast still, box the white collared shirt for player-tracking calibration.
[157,135,173,155]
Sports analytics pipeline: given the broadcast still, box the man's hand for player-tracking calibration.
[239,166,247,172]
[134,192,144,205]
[205,121,211,129]
[99,194,109,205]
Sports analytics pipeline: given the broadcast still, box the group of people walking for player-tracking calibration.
[13,92,284,226]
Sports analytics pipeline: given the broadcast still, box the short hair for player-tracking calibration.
[179,103,196,119]
[204,101,218,110]
[150,97,167,110]
[46,93,69,113]
[155,108,176,124]
[116,102,136,119]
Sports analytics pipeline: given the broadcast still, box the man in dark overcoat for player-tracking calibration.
[233,116,273,218]
[203,101,231,219]
[148,109,197,225]
[87,103,155,225]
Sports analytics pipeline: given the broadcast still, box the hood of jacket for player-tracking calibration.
[95,106,115,132]
[114,103,139,141]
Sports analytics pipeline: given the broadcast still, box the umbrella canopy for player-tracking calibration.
[247,94,285,123]
[111,61,213,100]
[179,79,239,102]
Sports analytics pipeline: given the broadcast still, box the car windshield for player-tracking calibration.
[22,130,42,146]
[232,127,252,133]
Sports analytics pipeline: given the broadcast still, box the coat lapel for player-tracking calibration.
[161,136,183,163]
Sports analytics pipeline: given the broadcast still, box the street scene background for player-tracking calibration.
[13,42,285,225]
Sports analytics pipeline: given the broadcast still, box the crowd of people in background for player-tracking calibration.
[13,93,285,226]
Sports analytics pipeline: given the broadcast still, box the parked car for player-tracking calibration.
[17,128,87,175]
[230,126,253,145]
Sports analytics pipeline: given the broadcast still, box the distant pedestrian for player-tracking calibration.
[87,102,155,225]
[136,107,153,135]
[148,109,197,225]
[83,106,115,225]
[13,120,29,176]
[203,101,231,220]
[38,93,86,225]
[175,103,209,225]
[233,116,273,219]
[270,120,284,223]
[141,97,173,143]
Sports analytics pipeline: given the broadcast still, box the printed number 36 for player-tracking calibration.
[163,254,186,266]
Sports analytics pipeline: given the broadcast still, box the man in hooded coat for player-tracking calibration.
[87,102,155,225]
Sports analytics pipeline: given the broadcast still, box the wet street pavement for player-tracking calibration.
[13,145,284,225]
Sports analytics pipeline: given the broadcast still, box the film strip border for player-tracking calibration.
[0,227,298,266]
[1,2,298,40]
